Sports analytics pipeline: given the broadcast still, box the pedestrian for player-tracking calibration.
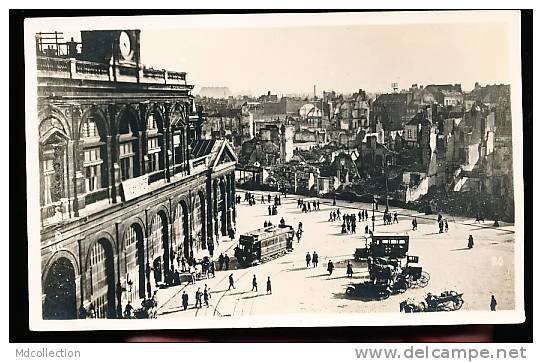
[224,254,230,270]
[280,217,285,226]
[218,253,224,271]
[266,276,272,294]
[317,200,320,210]
[268,194,271,203]
[364,210,368,221]
[261,195,265,204]
[203,284,210,307]
[352,222,356,234]
[365,225,369,234]
[393,212,398,224]
[346,261,353,278]
[444,220,449,232]
[124,301,133,318]
[252,274,258,292]
[268,205,272,216]
[468,235,474,249]
[438,213,442,223]
[228,273,235,290]
[298,221,303,232]
[412,218,417,231]
[189,265,196,284]
[490,295,497,311]
[181,256,187,272]
[333,197,336,206]
[327,260,334,275]
[195,288,202,308]
[181,291,189,311]
[296,230,302,243]
[313,200,317,210]
[264,220,268,227]
[439,220,443,233]
[358,211,362,222]
[329,211,333,222]
[312,251,319,268]
[306,252,311,267]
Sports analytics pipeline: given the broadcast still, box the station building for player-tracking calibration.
[36,30,237,319]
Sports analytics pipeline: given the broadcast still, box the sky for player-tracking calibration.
[140,22,511,96]
[49,15,514,97]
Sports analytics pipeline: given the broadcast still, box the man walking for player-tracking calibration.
[312,251,319,268]
[224,254,230,270]
[412,218,418,231]
[195,288,202,309]
[490,295,497,311]
[228,273,235,290]
[346,261,354,278]
[252,274,258,292]
[327,260,334,275]
[181,291,189,311]
[306,252,311,268]
[218,253,224,271]
[266,276,272,294]
[203,285,210,307]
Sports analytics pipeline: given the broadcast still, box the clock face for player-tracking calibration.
[119,31,132,59]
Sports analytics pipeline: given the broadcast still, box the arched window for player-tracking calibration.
[39,117,69,221]
[118,110,139,181]
[147,113,163,174]
[81,116,105,194]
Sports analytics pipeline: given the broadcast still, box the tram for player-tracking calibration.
[234,225,295,267]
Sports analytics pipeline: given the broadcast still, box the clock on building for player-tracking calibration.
[80,30,140,66]
[119,31,132,59]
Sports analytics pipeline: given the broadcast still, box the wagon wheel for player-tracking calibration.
[393,278,408,294]
[452,296,464,310]
[379,289,391,300]
[416,272,430,288]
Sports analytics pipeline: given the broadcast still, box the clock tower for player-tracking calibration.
[80,30,141,67]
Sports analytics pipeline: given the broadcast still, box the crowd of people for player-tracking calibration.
[129,190,491,319]
[298,198,320,212]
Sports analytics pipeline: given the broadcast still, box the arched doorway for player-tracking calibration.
[88,239,116,319]
[149,211,169,284]
[43,257,77,320]
[124,223,146,301]
[219,179,227,236]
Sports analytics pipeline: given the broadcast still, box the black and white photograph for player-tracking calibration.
[23,10,525,331]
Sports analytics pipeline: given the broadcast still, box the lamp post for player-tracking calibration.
[385,157,390,213]
[372,195,376,233]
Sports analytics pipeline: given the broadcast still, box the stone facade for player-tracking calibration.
[37,30,237,320]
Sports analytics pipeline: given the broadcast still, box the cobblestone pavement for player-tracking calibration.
[156,191,515,319]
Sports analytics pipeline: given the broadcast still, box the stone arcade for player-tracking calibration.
[37,30,237,319]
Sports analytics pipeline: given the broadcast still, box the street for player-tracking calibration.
[156,191,515,319]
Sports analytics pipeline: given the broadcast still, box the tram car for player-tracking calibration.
[234,225,295,267]
[354,233,409,261]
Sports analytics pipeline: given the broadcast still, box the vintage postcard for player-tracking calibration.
[24,11,525,330]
